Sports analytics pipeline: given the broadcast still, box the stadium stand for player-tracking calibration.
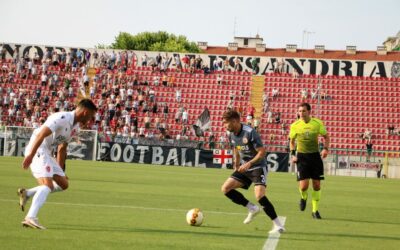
[1,49,400,155]
[261,72,400,154]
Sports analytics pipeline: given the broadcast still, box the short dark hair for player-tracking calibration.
[223,110,240,121]
[298,102,311,111]
[77,98,98,111]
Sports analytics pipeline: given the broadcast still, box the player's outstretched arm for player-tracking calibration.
[233,148,240,171]
[57,142,68,172]
[22,126,52,169]
[290,138,297,163]
[321,134,330,158]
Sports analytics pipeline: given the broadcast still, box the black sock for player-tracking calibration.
[258,196,278,220]
[225,189,249,207]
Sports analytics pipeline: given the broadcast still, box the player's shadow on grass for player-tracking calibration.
[325,216,400,226]
[53,224,266,239]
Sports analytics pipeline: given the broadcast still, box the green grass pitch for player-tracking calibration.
[0,156,399,250]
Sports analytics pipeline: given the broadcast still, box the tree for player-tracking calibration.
[95,43,112,49]
[109,31,202,53]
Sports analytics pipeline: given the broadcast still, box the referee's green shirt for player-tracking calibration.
[289,118,327,153]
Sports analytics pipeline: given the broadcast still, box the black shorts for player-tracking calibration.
[231,167,267,189]
[296,152,324,181]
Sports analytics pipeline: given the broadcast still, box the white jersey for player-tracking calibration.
[25,111,78,155]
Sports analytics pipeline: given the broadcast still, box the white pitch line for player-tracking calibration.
[0,198,245,216]
[262,216,286,250]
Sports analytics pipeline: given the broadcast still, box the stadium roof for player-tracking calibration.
[203,46,400,61]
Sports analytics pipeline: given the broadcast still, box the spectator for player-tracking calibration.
[234,57,241,72]
[212,59,219,71]
[40,73,48,87]
[275,112,281,124]
[156,53,162,68]
[267,110,273,123]
[176,89,182,103]
[219,133,226,149]
[216,74,223,85]
[377,160,383,178]
[311,89,318,99]
[163,104,169,119]
[182,108,188,124]
[208,132,215,149]
[175,109,182,123]
[363,129,372,143]
[168,75,175,87]
[272,88,279,98]
[366,141,373,162]
[182,55,190,69]
[270,133,275,142]
[139,126,145,137]
[262,93,269,104]
[246,114,252,125]
[152,102,158,115]
[251,57,258,74]
[153,75,160,86]
[154,116,161,130]
[223,57,230,71]
[278,59,285,73]
[320,90,327,100]
[195,55,203,70]
[162,74,168,86]
[144,113,151,129]
[202,65,210,75]
[293,69,300,79]
[273,60,279,73]
[281,121,286,135]
[246,105,255,120]
[301,88,308,99]
[141,53,148,66]
[253,118,260,132]
[388,125,395,135]
[149,88,155,103]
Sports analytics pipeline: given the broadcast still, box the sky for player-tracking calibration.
[0,0,399,51]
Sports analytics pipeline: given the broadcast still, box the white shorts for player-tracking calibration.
[29,149,65,179]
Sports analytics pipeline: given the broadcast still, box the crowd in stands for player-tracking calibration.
[1,45,400,154]
[0,47,254,149]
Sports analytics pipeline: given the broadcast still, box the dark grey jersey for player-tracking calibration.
[229,124,267,170]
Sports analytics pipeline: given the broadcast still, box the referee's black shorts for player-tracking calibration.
[296,152,324,181]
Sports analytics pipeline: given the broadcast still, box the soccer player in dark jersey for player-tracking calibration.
[221,110,285,233]
[289,103,330,219]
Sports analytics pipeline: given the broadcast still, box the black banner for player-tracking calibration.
[0,138,4,156]
[3,136,94,160]
[4,138,29,156]
[97,142,289,172]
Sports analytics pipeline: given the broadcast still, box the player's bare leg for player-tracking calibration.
[221,178,260,224]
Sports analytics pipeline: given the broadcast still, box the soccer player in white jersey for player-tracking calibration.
[18,99,97,229]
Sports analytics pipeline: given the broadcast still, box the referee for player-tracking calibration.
[289,103,330,219]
